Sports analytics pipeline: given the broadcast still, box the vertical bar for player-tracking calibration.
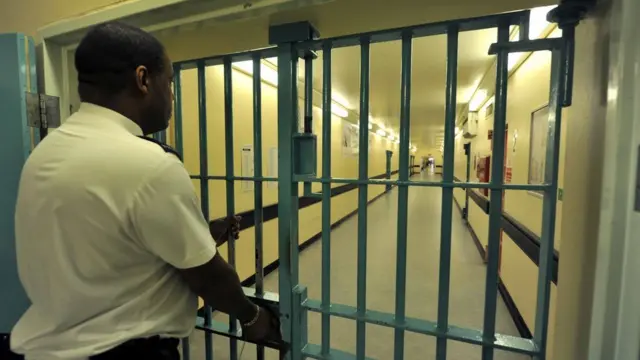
[532,49,564,360]
[290,49,302,360]
[481,23,510,360]
[303,52,315,196]
[519,10,531,41]
[436,26,458,360]
[277,42,296,360]
[171,67,187,360]
[223,57,238,360]
[197,60,214,360]
[320,41,333,356]
[560,26,575,107]
[26,37,40,147]
[304,54,313,134]
[464,144,471,219]
[356,36,371,360]
[252,55,266,360]
[394,32,412,360]
[173,65,184,157]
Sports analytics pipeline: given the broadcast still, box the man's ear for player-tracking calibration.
[135,65,150,95]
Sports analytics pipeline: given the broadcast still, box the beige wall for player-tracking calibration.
[452,28,564,358]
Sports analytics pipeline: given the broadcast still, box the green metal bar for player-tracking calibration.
[532,49,564,360]
[172,63,189,360]
[252,54,266,360]
[197,60,214,360]
[356,36,371,360]
[303,300,538,355]
[295,10,529,52]
[196,175,278,181]
[320,40,333,356]
[481,23,510,360]
[289,48,302,360]
[303,51,318,197]
[173,64,184,157]
[223,57,238,360]
[436,26,458,360]
[394,32,412,360]
[386,150,392,191]
[464,144,471,219]
[277,42,296,360]
[291,177,549,191]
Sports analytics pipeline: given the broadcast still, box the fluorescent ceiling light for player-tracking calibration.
[388,134,395,141]
[233,60,278,87]
[332,92,351,109]
[469,89,488,111]
[376,129,386,137]
[331,103,349,118]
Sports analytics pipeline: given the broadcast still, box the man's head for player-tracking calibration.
[75,22,173,135]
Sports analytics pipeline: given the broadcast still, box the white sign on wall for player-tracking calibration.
[241,145,254,192]
[267,147,278,189]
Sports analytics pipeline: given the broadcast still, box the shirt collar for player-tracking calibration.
[78,102,143,136]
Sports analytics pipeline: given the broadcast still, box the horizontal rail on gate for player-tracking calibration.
[302,299,539,356]
[190,175,279,182]
[294,10,529,52]
[173,46,279,69]
[293,176,550,190]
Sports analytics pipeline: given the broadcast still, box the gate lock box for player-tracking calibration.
[293,133,317,177]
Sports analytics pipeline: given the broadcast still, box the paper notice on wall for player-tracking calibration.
[241,145,254,192]
[342,122,359,156]
[267,147,278,188]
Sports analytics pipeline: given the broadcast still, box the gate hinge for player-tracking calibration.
[25,92,61,129]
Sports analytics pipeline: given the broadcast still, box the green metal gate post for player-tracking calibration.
[386,150,393,192]
[436,25,458,360]
[481,22,510,360]
[270,21,320,360]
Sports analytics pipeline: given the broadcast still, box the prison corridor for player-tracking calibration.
[184,173,525,360]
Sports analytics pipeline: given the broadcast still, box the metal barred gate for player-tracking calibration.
[166,7,581,360]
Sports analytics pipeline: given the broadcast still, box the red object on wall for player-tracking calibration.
[476,155,491,196]
[504,166,512,183]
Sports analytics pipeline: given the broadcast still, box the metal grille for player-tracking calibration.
[166,9,574,360]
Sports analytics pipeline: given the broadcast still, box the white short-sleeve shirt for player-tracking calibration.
[11,103,216,360]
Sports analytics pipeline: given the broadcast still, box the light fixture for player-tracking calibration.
[469,89,488,111]
[388,134,395,141]
[232,60,278,87]
[376,129,386,137]
[332,92,352,109]
[331,103,349,118]
[395,139,400,144]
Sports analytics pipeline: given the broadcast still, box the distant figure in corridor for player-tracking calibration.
[11,22,280,360]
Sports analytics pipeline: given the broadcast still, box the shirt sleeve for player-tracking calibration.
[130,156,216,269]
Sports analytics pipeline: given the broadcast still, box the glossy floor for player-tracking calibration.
[185,173,527,360]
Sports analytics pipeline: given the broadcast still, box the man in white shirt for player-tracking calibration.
[10,22,279,360]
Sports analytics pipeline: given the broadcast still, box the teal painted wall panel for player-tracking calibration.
[0,33,32,333]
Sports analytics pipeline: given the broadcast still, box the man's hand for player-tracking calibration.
[242,306,283,344]
[209,215,241,246]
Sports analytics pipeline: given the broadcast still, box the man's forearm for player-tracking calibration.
[197,255,257,323]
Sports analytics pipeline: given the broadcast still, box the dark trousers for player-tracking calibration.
[1,334,24,360]
[2,334,179,360]
[91,337,180,360]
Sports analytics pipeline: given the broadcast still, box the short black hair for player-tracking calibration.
[75,22,166,97]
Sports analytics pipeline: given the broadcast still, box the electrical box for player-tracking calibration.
[462,111,478,138]
[292,133,317,177]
